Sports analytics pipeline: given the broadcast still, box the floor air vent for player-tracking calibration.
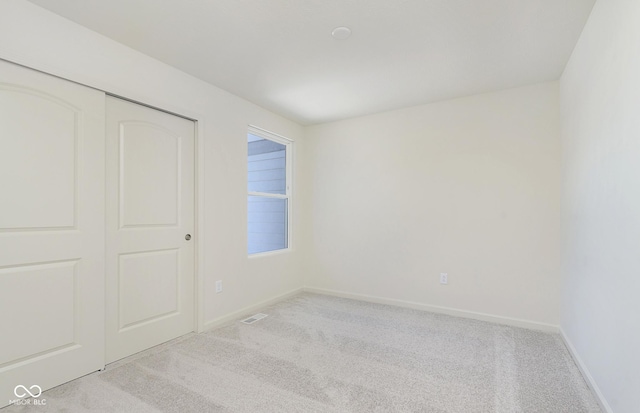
[241,313,268,324]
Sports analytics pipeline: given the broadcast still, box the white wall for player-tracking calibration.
[301,82,562,326]
[0,0,305,328]
[560,0,640,411]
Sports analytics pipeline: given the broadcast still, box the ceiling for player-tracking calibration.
[29,0,595,125]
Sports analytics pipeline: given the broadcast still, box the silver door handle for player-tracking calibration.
[185,234,191,241]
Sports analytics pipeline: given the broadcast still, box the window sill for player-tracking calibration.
[248,248,292,259]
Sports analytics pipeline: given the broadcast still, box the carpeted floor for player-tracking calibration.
[4,293,601,412]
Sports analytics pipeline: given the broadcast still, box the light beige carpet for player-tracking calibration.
[4,293,601,412]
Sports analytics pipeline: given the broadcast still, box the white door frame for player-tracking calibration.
[0,58,207,335]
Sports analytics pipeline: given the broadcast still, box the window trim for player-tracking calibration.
[247,125,292,257]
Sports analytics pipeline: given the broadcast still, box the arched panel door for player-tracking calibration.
[105,96,195,364]
[0,60,105,407]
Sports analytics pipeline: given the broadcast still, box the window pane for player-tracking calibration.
[248,133,286,195]
[248,196,288,254]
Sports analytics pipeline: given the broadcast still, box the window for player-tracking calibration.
[247,126,292,255]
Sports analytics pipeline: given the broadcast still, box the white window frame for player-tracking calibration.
[247,125,293,257]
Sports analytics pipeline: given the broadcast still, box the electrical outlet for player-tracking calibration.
[215,280,223,293]
[440,273,448,285]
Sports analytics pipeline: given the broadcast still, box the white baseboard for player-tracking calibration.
[203,287,303,331]
[303,287,559,333]
[559,328,613,413]
[203,286,559,333]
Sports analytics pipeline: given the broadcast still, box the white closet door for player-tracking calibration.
[0,60,105,407]
[105,97,195,364]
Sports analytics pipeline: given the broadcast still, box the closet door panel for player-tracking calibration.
[0,60,105,408]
